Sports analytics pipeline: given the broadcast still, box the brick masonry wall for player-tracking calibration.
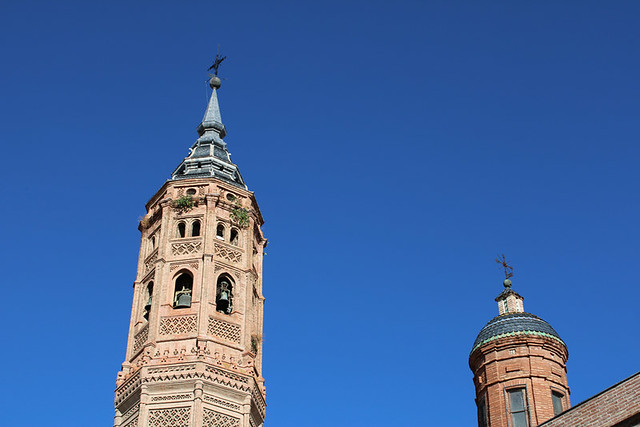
[470,335,570,427]
[539,371,640,427]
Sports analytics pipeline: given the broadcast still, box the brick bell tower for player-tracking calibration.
[114,71,267,427]
[469,263,570,427]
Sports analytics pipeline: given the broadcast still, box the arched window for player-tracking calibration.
[177,222,186,238]
[216,223,225,240]
[192,220,201,237]
[150,235,156,249]
[230,228,239,246]
[178,222,187,237]
[173,272,193,308]
[215,275,234,314]
[143,282,154,320]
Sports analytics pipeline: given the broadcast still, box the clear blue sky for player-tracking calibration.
[1,1,639,426]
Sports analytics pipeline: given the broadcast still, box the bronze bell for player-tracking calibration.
[217,294,230,313]
[144,296,152,311]
[175,292,191,308]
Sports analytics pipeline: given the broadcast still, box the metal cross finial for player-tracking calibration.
[208,47,227,76]
[496,254,514,280]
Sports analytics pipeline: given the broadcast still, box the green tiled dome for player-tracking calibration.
[471,312,565,354]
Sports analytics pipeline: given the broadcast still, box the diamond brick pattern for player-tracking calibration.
[202,408,240,427]
[159,315,197,335]
[148,407,190,427]
[208,318,241,343]
[214,243,242,263]
[133,325,148,353]
[144,250,158,273]
[172,241,202,256]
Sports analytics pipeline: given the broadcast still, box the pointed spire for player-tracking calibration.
[171,76,246,189]
[197,77,226,138]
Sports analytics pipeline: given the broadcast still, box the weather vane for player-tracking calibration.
[496,254,514,280]
[208,46,227,77]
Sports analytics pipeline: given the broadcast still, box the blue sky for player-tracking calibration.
[1,1,639,425]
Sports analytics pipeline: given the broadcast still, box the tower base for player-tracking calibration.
[114,361,265,427]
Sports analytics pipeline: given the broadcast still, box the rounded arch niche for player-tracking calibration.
[215,274,234,314]
[143,281,154,321]
[173,270,193,308]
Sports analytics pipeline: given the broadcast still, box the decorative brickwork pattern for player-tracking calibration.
[171,241,202,256]
[133,325,149,353]
[169,262,199,271]
[251,384,267,418]
[121,403,140,423]
[203,395,241,410]
[214,243,242,263]
[208,317,241,343]
[147,364,196,375]
[205,365,250,384]
[202,408,240,427]
[176,185,208,196]
[249,405,264,427]
[214,262,242,278]
[114,372,141,406]
[159,315,197,335]
[144,250,158,273]
[151,394,192,402]
[148,407,191,427]
[123,417,138,427]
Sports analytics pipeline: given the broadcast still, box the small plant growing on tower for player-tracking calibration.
[230,203,250,228]
[139,214,152,229]
[250,333,262,354]
[173,195,195,212]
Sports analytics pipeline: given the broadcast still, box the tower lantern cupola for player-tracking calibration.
[469,261,570,427]
[495,279,525,315]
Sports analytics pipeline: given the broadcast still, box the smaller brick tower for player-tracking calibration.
[469,279,570,427]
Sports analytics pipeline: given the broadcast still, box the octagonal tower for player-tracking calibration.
[469,280,570,427]
[114,75,267,427]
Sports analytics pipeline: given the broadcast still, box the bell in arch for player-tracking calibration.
[216,280,232,314]
[174,286,192,308]
[173,273,192,308]
[144,283,154,319]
